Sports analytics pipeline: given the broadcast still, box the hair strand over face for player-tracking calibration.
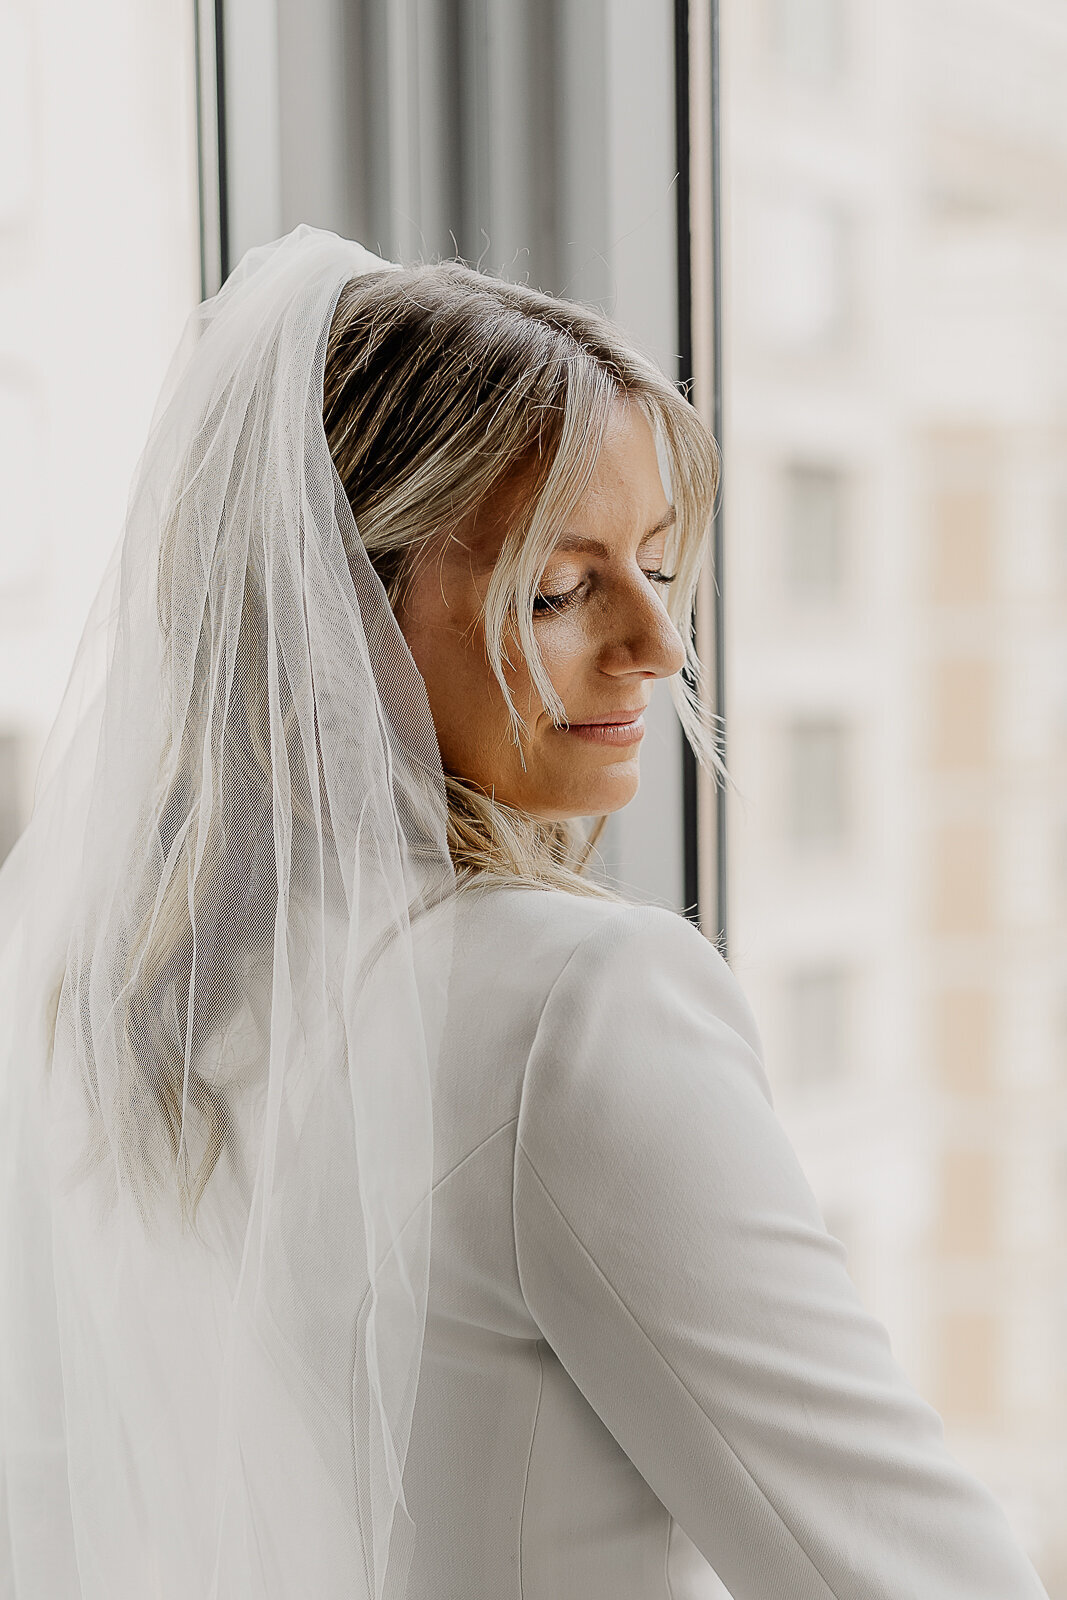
[320,258,728,902]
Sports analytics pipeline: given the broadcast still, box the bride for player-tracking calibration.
[0,226,1048,1600]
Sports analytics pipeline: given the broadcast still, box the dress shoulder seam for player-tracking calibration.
[510,899,666,1118]
[513,1142,843,1600]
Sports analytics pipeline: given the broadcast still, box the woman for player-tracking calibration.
[0,227,1049,1600]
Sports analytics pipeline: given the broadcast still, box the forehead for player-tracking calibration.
[454,398,668,576]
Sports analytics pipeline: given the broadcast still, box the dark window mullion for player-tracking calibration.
[676,0,728,950]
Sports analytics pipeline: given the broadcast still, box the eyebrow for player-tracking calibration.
[552,505,677,560]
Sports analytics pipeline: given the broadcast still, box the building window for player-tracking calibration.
[927,820,994,937]
[785,966,852,1085]
[933,1311,1002,1425]
[768,0,848,87]
[931,987,994,1094]
[786,716,851,849]
[922,428,1000,607]
[782,463,847,603]
[750,195,854,351]
[928,656,995,771]
[934,1145,998,1257]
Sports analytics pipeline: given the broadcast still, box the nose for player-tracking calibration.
[596,573,687,681]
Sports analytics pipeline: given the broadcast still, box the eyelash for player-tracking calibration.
[531,570,677,616]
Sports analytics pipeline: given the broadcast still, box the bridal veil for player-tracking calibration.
[0,225,457,1599]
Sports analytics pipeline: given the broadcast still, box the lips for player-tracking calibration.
[569,708,646,727]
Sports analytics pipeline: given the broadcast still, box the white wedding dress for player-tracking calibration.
[396,882,1049,1600]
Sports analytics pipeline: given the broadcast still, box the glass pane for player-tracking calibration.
[720,1,1066,1590]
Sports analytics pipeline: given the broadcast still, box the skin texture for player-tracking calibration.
[395,397,686,820]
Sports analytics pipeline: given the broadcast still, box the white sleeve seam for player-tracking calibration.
[514,1141,844,1600]
[511,901,645,1143]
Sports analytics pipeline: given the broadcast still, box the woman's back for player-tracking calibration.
[401,883,1047,1600]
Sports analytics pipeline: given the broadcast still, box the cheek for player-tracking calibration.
[521,616,588,698]
[412,615,522,771]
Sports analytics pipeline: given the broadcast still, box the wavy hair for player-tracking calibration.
[56,258,726,1220]
[322,260,725,904]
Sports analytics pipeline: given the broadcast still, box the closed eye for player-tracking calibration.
[532,570,677,617]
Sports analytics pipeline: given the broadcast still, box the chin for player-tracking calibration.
[538,768,641,821]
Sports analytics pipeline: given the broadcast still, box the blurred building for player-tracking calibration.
[721,0,1067,1589]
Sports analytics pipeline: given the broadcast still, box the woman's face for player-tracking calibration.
[396,397,687,820]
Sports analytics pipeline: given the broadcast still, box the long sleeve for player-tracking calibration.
[512,902,1049,1600]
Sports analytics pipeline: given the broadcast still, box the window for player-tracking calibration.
[927,821,995,938]
[768,0,848,87]
[782,463,847,604]
[933,1311,1002,1426]
[934,1146,998,1257]
[786,716,851,849]
[785,966,852,1086]
[928,656,995,770]
[749,195,854,351]
[722,0,1061,1576]
[922,429,999,608]
[0,0,198,858]
[931,987,994,1094]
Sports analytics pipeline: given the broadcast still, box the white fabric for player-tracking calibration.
[399,882,1050,1600]
[0,225,457,1600]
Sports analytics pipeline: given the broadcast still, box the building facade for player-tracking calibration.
[721,0,1067,1589]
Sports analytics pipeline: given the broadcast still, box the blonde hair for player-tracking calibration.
[57,258,725,1221]
[322,260,724,904]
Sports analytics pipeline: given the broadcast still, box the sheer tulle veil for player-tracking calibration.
[0,225,458,1599]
